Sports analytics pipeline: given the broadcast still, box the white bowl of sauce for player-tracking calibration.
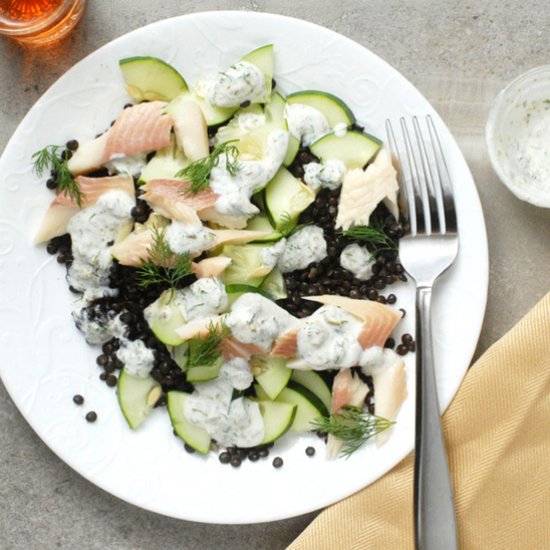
[486,65,550,207]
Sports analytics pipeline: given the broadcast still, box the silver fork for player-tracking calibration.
[386,115,459,550]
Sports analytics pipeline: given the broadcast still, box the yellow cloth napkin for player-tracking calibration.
[288,292,550,550]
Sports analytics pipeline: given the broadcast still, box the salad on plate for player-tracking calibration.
[32,44,412,465]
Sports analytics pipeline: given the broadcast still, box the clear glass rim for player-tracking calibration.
[0,0,84,37]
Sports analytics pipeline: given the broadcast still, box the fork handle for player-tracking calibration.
[414,286,458,550]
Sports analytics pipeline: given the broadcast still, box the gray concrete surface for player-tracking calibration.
[1,1,549,549]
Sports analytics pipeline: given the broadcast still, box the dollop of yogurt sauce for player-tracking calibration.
[105,153,148,177]
[303,159,347,191]
[259,238,286,270]
[67,190,134,301]
[284,103,329,146]
[278,226,327,273]
[67,190,135,344]
[226,293,297,351]
[340,243,374,281]
[164,221,216,255]
[516,109,550,184]
[204,61,265,108]
[237,112,266,132]
[359,345,399,374]
[173,277,228,321]
[297,306,363,369]
[116,339,155,378]
[184,360,264,447]
[210,130,289,217]
[67,190,160,379]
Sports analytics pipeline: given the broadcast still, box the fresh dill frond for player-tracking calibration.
[311,405,395,458]
[32,145,83,206]
[174,140,240,193]
[137,227,192,289]
[186,322,230,369]
[341,225,397,251]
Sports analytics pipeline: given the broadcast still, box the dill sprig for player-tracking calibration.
[311,405,395,458]
[175,140,240,194]
[137,227,192,289]
[341,225,397,251]
[32,145,83,206]
[187,322,230,369]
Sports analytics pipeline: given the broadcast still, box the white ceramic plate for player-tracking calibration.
[0,12,488,524]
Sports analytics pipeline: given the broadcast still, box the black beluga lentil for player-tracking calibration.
[276,186,406,319]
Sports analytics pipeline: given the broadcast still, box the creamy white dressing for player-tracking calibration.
[284,103,329,146]
[359,345,398,374]
[238,112,266,131]
[259,238,286,270]
[226,293,296,351]
[296,305,363,370]
[164,221,216,255]
[116,339,156,378]
[340,243,374,281]
[277,226,327,273]
[72,303,126,345]
[223,357,253,390]
[184,361,264,447]
[303,160,347,191]
[210,130,288,217]
[105,153,148,177]
[68,190,135,344]
[172,277,228,321]
[66,190,162,378]
[67,191,135,301]
[516,111,550,183]
[204,61,265,108]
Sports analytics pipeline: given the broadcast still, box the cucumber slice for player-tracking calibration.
[184,338,224,383]
[286,90,355,126]
[245,214,283,243]
[222,243,275,287]
[291,370,332,412]
[167,91,237,127]
[119,56,189,102]
[265,92,299,166]
[241,44,274,103]
[254,383,270,400]
[260,267,287,300]
[310,130,381,169]
[265,168,315,233]
[167,391,211,454]
[185,362,222,383]
[171,342,189,370]
[265,91,285,122]
[276,381,329,432]
[138,143,189,184]
[117,371,162,430]
[144,289,185,346]
[259,400,297,444]
[251,356,291,400]
[214,103,280,161]
[213,104,266,156]
[225,284,270,297]
[284,135,300,167]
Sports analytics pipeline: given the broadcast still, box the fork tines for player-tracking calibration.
[385,116,457,237]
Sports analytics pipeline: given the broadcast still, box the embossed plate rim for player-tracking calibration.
[0,11,488,523]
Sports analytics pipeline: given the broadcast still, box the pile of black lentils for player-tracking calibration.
[44,115,415,468]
